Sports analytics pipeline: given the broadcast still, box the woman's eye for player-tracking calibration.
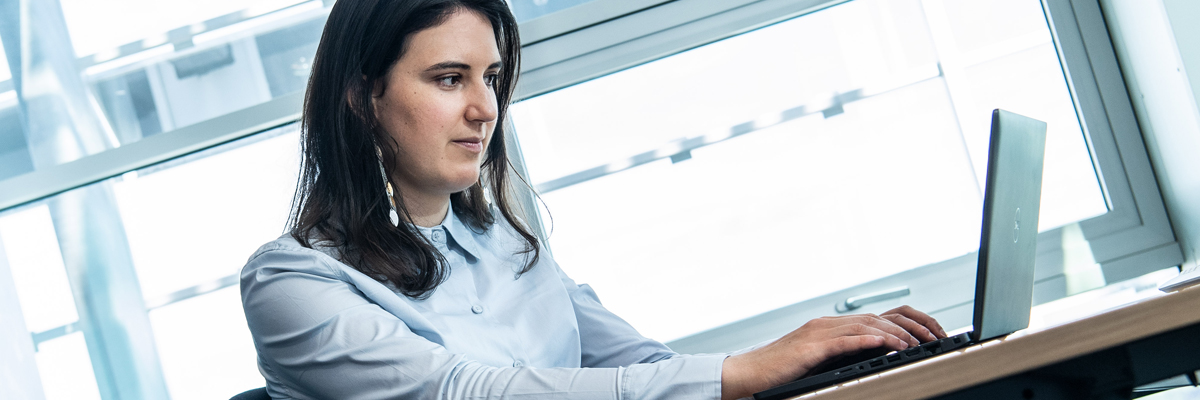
[484,74,498,87]
[437,76,460,87]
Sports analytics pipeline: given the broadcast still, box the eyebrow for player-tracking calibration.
[424,61,503,72]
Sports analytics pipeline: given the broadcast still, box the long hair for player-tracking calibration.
[290,0,539,299]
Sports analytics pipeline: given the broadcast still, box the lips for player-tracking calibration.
[452,138,484,153]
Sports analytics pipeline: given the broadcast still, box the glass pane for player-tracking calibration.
[510,0,1106,342]
[150,287,260,400]
[36,332,103,400]
[2,121,301,397]
[961,43,1107,230]
[88,9,325,143]
[2,0,322,179]
[509,0,599,22]
[60,0,307,58]
[937,0,1108,230]
[114,124,299,301]
[944,0,1049,53]
[0,205,79,333]
[513,0,938,185]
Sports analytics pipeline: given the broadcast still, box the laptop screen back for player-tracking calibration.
[971,109,1048,342]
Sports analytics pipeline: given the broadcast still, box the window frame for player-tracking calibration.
[1041,0,1181,282]
[507,0,1183,351]
[517,0,673,45]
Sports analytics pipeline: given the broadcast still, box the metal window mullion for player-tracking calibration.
[0,92,303,212]
[30,320,83,350]
[518,0,675,45]
[520,0,758,72]
[143,274,240,311]
[52,180,170,400]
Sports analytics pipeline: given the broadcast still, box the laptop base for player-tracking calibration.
[754,332,974,400]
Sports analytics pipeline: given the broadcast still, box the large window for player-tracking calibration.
[509,0,1181,352]
[511,0,1108,343]
[0,0,1183,398]
[510,0,1105,343]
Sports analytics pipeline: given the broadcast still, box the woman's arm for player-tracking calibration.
[241,243,725,399]
[553,262,945,400]
[720,307,947,399]
[553,264,677,367]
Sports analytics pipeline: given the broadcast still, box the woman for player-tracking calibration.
[240,0,948,398]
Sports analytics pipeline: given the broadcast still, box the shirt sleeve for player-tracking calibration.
[552,261,681,366]
[553,262,728,399]
[241,245,726,400]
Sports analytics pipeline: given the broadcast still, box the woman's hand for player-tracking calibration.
[720,305,947,399]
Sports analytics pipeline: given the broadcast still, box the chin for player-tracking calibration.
[445,171,482,193]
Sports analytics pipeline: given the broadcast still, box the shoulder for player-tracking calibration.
[249,234,335,258]
[241,234,350,284]
[240,234,403,321]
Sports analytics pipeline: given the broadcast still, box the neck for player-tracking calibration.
[401,190,451,227]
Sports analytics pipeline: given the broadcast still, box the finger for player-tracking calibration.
[820,335,889,360]
[884,314,937,343]
[830,323,909,351]
[884,306,948,338]
[856,315,920,347]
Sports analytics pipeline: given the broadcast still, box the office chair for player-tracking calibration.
[230,387,270,400]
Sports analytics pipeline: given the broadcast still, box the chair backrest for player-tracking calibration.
[230,387,270,400]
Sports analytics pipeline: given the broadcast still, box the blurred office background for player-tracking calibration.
[1,0,1198,398]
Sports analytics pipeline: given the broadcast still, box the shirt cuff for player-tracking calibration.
[621,353,727,400]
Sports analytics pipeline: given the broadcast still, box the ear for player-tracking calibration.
[370,74,386,98]
[345,76,377,121]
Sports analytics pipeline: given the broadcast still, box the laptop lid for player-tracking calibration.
[971,109,1048,342]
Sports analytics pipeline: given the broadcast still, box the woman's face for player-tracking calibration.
[374,9,501,200]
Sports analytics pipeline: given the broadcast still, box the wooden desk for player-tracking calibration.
[801,284,1200,400]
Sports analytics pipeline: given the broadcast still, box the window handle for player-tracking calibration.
[836,286,911,313]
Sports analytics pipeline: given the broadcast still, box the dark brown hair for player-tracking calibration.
[290,0,539,299]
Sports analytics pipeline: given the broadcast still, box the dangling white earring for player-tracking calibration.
[376,147,400,226]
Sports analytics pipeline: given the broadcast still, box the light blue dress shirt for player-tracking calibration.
[240,205,727,399]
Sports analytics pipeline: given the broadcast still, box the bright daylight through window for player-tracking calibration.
[510,0,1107,343]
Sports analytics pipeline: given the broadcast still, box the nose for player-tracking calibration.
[465,78,498,124]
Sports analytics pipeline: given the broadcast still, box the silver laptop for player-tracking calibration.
[755,109,1048,400]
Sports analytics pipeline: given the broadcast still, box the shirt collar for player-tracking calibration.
[420,202,485,260]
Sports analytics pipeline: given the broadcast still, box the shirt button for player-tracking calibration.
[471,305,483,314]
[431,230,444,243]
[512,360,523,367]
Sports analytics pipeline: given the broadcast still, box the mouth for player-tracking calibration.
[452,138,484,153]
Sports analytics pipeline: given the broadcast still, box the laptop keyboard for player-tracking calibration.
[754,333,974,400]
